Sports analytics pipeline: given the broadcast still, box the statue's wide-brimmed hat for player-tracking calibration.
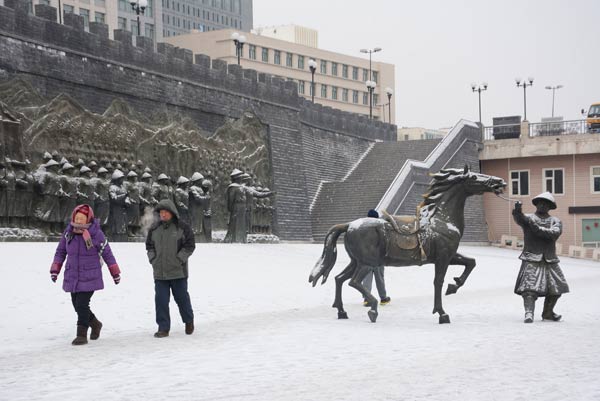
[201,179,212,188]
[230,168,243,179]
[127,170,138,178]
[144,167,152,173]
[45,159,60,168]
[43,151,52,160]
[241,173,251,181]
[112,169,125,180]
[141,172,152,179]
[177,176,190,185]
[62,162,75,171]
[88,160,98,167]
[157,173,169,181]
[190,172,204,182]
[80,166,92,174]
[97,167,108,174]
[532,191,557,210]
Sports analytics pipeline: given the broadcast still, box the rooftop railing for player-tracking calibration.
[483,119,590,141]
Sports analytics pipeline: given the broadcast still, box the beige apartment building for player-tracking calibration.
[397,127,448,141]
[481,130,600,253]
[253,24,318,48]
[164,28,396,123]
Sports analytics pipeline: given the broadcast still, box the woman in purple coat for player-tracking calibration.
[50,204,121,345]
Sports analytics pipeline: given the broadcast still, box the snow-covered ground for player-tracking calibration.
[1,243,599,401]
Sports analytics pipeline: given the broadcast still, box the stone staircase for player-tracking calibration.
[310,139,440,242]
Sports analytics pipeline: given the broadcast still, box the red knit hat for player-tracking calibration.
[71,204,95,223]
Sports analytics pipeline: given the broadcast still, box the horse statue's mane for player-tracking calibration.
[417,168,467,217]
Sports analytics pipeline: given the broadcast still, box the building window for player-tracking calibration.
[274,50,281,65]
[80,8,90,28]
[510,171,530,196]
[543,168,564,194]
[94,12,105,24]
[286,53,293,67]
[298,80,305,95]
[248,45,256,60]
[332,86,338,100]
[297,55,304,69]
[118,17,127,30]
[331,62,338,76]
[131,20,139,35]
[373,94,379,105]
[373,71,379,83]
[146,0,153,17]
[309,81,313,97]
[363,92,368,105]
[63,4,74,14]
[592,167,600,193]
[94,0,105,6]
[342,64,348,78]
[352,90,359,104]
[363,69,368,82]
[321,84,327,98]
[320,60,327,74]
[262,47,269,62]
[145,23,154,40]
[352,66,358,80]
[342,88,349,102]
[118,0,128,11]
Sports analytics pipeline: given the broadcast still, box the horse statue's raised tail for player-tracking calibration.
[309,166,507,324]
[309,223,348,287]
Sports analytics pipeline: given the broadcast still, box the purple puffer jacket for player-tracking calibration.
[52,218,118,293]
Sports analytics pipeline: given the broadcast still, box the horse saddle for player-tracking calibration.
[381,210,426,261]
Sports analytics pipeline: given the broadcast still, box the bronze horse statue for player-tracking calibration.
[309,167,506,324]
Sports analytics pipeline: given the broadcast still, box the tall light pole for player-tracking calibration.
[366,80,376,119]
[385,87,393,124]
[471,82,488,124]
[58,0,62,23]
[516,77,534,121]
[130,0,147,37]
[308,59,317,103]
[545,84,563,117]
[360,47,382,81]
[231,32,246,65]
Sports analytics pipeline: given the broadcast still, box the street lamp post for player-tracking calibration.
[130,0,147,37]
[385,87,393,124]
[360,47,382,81]
[545,84,563,117]
[515,77,534,121]
[366,80,376,119]
[308,59,317,103]
[470,82,488,124]
[231,32,246,65]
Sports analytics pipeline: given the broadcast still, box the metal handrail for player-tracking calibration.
[529,119,587,137]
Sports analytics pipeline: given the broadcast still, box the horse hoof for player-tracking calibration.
[368,310,378,323]
[446,284,458,295]
[439,314,451,324]
[338,311,348,319]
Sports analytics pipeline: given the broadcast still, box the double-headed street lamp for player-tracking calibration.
[130,0,147,37]
[516,77,534,121]
[366,80,376,119]
[471,82,488,124]
[385,87,393,123]
[308,59,317,103]
[360,47,382,81]
[231,32,246,65]
[545,84,563,118]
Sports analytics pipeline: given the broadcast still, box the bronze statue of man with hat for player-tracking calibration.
[513,191,569,323]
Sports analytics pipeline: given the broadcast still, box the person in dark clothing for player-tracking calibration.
[513,192,569,323]
[362,209,391,306]
[145,199,196,338]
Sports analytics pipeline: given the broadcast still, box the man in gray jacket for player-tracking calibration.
[146,199,196,337]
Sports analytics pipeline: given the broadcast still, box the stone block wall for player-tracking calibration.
[0,0,397,240]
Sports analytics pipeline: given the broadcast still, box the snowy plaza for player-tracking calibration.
[1,242,599,401]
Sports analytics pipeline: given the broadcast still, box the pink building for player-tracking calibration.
[481,126,600,251]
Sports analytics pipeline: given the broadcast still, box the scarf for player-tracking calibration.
[72,222,93,250]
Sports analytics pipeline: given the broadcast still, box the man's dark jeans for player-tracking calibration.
[155,278,194,332]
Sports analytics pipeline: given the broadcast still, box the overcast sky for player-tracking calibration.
[253,0,600,129]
